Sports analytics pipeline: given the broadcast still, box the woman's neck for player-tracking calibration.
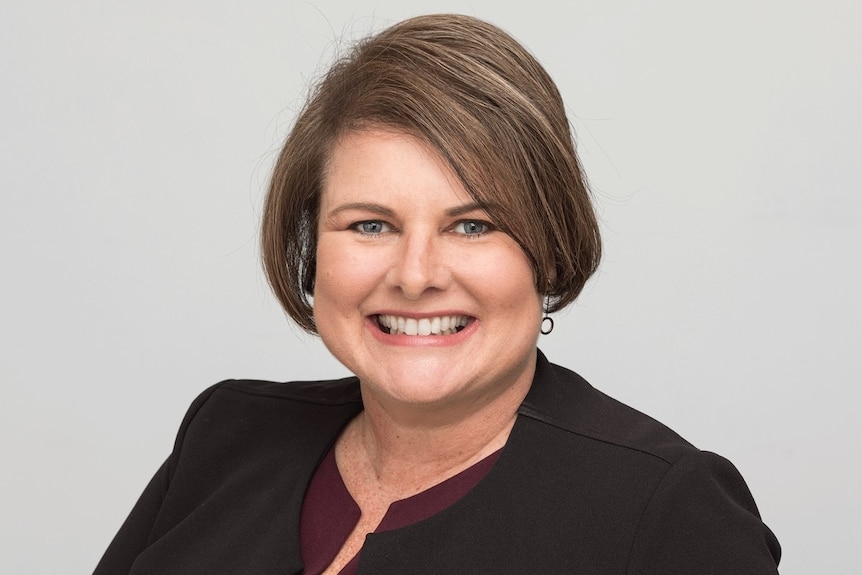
[337,371,531,499]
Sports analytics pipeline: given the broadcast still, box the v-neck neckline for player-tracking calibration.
[299,444,501,575]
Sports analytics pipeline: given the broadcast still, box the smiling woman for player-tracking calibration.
[315,129,541,419]
[94,13,781,575]
[260,15,601,336]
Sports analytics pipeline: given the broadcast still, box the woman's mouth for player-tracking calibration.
[375,314,471,336]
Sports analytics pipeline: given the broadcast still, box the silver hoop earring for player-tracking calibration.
[540,295,554,335]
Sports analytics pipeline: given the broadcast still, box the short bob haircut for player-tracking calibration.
[262,14,601,333]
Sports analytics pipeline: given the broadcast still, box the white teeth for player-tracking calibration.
[418,318,431,336]
[377,314,470,336]
[404,318,418,335]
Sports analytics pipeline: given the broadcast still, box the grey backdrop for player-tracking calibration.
[2,1,860,573]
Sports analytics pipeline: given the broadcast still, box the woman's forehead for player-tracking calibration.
[320,129,472,209]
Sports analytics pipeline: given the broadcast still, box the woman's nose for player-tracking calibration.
[386,231,449,299]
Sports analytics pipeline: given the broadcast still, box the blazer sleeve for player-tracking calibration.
[93,382,223,575]
[626,450,781,574]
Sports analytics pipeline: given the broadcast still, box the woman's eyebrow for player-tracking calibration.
[330,201,493,216]
[328,202,395,217]
[446,202,495,217]
[328,201,495,219]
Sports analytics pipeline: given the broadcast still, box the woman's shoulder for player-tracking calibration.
[215,375,363,405]
[521,351,697,466]
[170,376,364,453]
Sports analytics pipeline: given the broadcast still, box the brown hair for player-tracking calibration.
[262,13,601,333]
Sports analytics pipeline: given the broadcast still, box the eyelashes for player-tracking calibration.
[352,220,393,235]
[451,220,494,237]
[350,219,496,238]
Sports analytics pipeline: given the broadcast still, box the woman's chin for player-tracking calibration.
[359,369,477,414]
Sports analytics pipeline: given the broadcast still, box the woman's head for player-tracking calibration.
[262,13,601,333]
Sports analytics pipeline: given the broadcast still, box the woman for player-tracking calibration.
[95,14,781,574]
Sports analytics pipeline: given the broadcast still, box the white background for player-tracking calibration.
[2,1,860,573]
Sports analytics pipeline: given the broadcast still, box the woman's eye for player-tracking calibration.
[453,220,492,236]
[353,220,390,235]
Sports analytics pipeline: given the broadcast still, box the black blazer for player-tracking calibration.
[95,351,780,574]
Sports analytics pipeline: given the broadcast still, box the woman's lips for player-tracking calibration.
[375,314,472,336]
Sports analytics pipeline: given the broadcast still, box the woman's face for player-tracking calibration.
[314,129,542,415]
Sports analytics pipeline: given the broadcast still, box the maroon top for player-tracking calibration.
[300,446,501,575]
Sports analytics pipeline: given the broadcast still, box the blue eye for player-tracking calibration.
[353,220,390,235]
[453,220,492,236]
